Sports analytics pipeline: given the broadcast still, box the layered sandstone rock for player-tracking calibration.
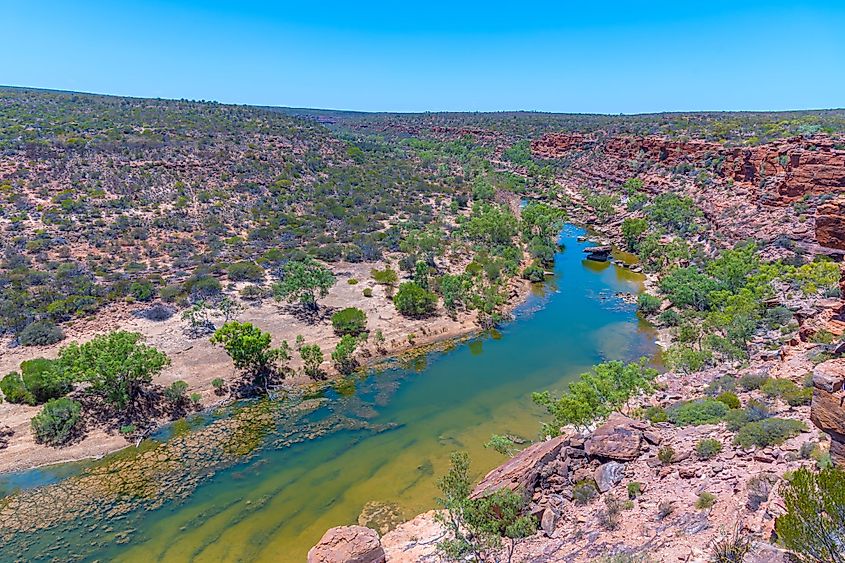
[584,413,645,461]
[815,196,845,250]
[811,359,845,466]
[307,525,385,563]
[470,435,567,499]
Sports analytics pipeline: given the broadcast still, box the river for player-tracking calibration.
[0,224,656,562]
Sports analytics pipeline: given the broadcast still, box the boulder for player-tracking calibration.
[381,510,444,563]
[594,461,625,492]
[585,414,644,461]
[811,359,845,466]
[471,435,567,499]
[307,525,385,563]
[815,196,845,250]
[540,507,556,536]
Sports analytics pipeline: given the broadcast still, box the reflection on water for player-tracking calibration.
[0,225,657,562]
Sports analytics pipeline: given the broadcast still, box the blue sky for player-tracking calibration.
[3,1,843,113]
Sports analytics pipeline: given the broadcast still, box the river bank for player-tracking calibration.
[0,224,657,562]
[0,253,540,473]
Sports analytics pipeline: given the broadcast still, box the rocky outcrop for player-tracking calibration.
[531,133,845,249]
[815,196,845,250]
[584,414,645,461]
[380,511,444,563]
[307,525,386,563]
[470,435,567,499]
[811,359,845,466]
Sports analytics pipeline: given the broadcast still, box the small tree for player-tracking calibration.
[273,258,336,311]
[394,282,438,318]
[300,344,324,379]
[332,335,359,375]
[436,451,537,563]
[331,307,367,336]
[31,397,83,447]
[776,467,845,563]
[57,331,169,410]
[210,321,289,390]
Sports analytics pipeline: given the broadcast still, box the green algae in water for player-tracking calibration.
[1,225,658,563]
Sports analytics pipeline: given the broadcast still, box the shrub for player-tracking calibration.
[159,284,184,303]
[761,378,798,398]
[627,481,642,499]
[668,399,728,426]
[725,400,771,431]
[783,387,812,407]
[695,438,722,460]
[31,397,83,446]
[332,335,359,375]
[331,307,367,336]
[21,358,70,403]
[658,445,675,464]
[733,418,806,448]
[239,284,265,301]
[164,380,188,402]
[363,287,373,297]
[371,267,398,285]
[393,282,437,318]
[637,293,662,315]
[644,405,668,423]
[658,309,681,326]
[738,373,768,391]
[572,480,598,505]
[599,494,623,530]
[18,319,64,346]
[129,280,155,302]
[664,344,711,374]
[347,278,359,285]
[227,261,265,282]
[709,527,753,562]
[0,372,34,405]
[300,343,324,379]
[142,303,174,321]
[705,375,737,396]
[716,391,740,410]
[775,467,845,563]
[695,492,716,510]
[521,262,546,282]
[211,377,225,394]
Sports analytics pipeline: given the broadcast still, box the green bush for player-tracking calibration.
[664,344,711,374]
[637,293,662,315]
[627,481,642,499]
[716,391,740,410]
[164,380,188,402]
[775,467,845,563]
[394,282,437,318]
[18,319,64,346]
[521,262,546,282]
[129,280,155,302]
[362,287,373,298]
[31,397,83,446]
[705,375,737,396]
[658,445,675,464]
[725,399,771,431]
[0,372,34,405]
[668,399,728,426]
[696,438,723,459]
[331,307,367,336]
[227,261,265,282]
[761,378,798,398]
[738,373,769,391]
[695,492,716,510]
[783,387,812,407]
[644,405,668,423]
[21,358,70,404]
[733,418,806,448]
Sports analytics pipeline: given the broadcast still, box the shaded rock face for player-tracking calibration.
[815,196,845,250]
[584,414,645,461]
[307,525,385,563]
[811,359,845,466]
[470,435,567,499]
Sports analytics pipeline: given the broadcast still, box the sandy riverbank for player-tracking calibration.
[0,260,534,474]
